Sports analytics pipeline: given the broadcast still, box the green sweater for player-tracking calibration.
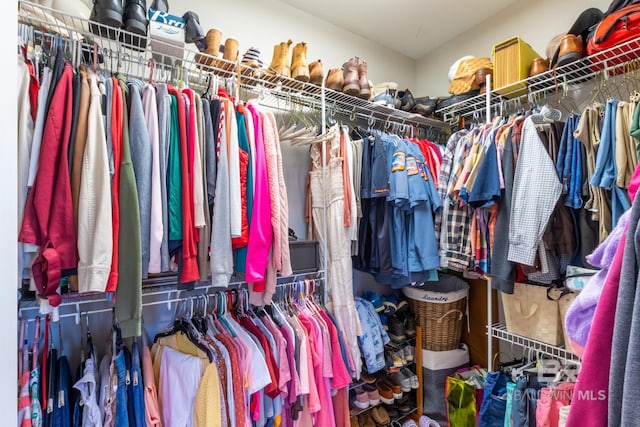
[115,75,142,337]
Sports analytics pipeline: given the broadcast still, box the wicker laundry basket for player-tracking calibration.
[403,276,470,351]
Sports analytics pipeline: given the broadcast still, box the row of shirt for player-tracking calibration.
[17,288,357,427]
[435,99,639,293]
[17,49,292,338]
[348,129,445,288]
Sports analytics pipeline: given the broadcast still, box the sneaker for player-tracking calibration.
[396,295,410,314]
[401,420,418,427]
[391,351,404,368]
[387,315,406,343]
[354,387,371,409]
[401,367,419,390]
[372,91,396,108]
[382,294,399,314]
[419,415,440,427]
[404,346,415,363]
[392,371,412,393]
[404,315,416,339]
[363,384,381,406]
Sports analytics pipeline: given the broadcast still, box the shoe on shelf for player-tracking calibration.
[419,415,440,427]
[401,367,419,390]
[395,294,409,314]
[309,59,323,85]
[350,416,359,427]
[387,315,406,343]
[353,387,370,409]
[150,0,168,12]
[291,42,310,82]
[371,406,391,426]
[383,295,400,315]
[382,377,403,400]
[361,371,377,385]
[196,28,223,67]
[120,0,147,49]
[376,379,395,405]
[358,413,376,427]
[89,0,123,39]
[411,96,438,116]
[363,384,381,406]
[556,34,584,67]
[398,89,416,112]
[182,11,207,51]
[327,67,344,91]
[343,57,360,96]
[372,91,396,108]
[403,345,415,363]
[269,39,293,78]
[384,405,400,419]
[393,353,404,369]
[358,60,371,99]
[404,315,416,339]
[391,371,412,393]
[401,420,418,427]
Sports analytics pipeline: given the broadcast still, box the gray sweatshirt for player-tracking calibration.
[156,84,171,272]
[609,192,640,426]
[127,79,152,279]
[210,100,233,286]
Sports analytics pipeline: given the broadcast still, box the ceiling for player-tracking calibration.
[277,0,521,59]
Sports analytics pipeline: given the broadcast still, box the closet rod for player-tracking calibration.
[19,270,326,316]
[18,0,448,131]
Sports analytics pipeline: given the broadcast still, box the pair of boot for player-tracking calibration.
[90,0,147,48]
[195,29,238,70]
[269,40,317,82]
[326,57,370,99]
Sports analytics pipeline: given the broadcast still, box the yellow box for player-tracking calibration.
[491,37,541,98]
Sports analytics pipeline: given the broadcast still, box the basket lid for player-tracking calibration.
[402,274,469,303]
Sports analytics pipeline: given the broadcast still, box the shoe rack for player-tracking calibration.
[18,1,449,136]
[348,326,423,426]
[435,35,640,123]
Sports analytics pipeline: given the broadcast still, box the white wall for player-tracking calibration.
[415,0,611,97]
[178,0,417,90]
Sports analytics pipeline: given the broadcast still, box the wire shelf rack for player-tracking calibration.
[18,0,448,133]
[436,35,640,122]
[491,323,580,364]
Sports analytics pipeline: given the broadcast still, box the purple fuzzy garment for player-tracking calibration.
[564,210,631,356]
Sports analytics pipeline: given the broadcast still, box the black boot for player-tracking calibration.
[120,0,148,50]
[182,11,207,52]
[89,0,123,39]
[150,0,168,12]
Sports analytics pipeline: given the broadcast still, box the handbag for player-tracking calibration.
[586,4,640,70]
[564,265,598,292]
[446,376,477,427]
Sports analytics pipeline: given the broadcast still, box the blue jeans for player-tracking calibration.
[510,377,530,427]
[54,355,71,427]
[480,371,507,427]
[114,350,129,427]
[130,342,146,427]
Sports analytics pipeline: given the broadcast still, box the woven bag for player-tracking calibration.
[501,282,563,346]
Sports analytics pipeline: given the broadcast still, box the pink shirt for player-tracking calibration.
[300,313,336,427]
[320,310,352,390]
[245,104,273,284]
